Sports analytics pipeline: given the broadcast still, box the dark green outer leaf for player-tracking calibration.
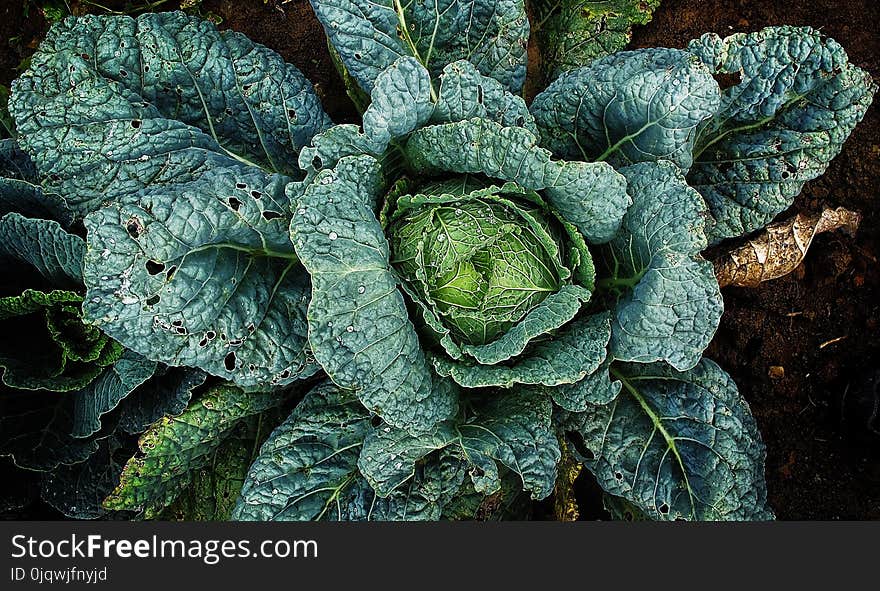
[163,416,275,521]
[334,449,470,521]
[233,381,372,521]
[432,60,537,133]
[42,368,204,519]
[11,11,330,203]
[83,169,316,388]
[310,0,530,94]
[531,47,719,170]
[561,359,774,521]
[605,161,721,372]
[687,26,877,242]
[543,357,621,412]
[531,0,661,78]
[298,56,433,176]
[359,390,560,501]
[0,379,103,471]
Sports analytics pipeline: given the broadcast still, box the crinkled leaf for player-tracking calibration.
[83,169,316,388]
[433,312,611,388]
[232,381,372,521]
[688,26,877,242]
[310,0,529,94]
[298,124,381,177]
[544,357,621,412]
[603,162,721,371]
[432,60,537,133]
[360,390,560,501]
[0,213,84,287]
[359,423,458,496]
[406,118,631,243]
[337,450,468,521]
[9,13,330,388]
[561,359,774,520]
[292,157,457,434]
[11,12,330,215]
[299,56,433,175]
[369,452,468,520]
[0,290,122,392]
[103,384,286,517]
[458,392,560,500]
[71,350,157,438]
[531,47,719,170]
[532,0,661,77]
[363,57,434,145]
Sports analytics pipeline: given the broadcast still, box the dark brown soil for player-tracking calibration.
[1,0,877,519]
[0,2,46,87]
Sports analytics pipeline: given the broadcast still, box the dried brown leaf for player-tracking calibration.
[713,207,862,288]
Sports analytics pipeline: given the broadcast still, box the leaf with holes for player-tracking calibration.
[82,169,317,388]
[560,358,773,520]
[8,12,333,388]
[687,26,877,242]
[10,12,330,217]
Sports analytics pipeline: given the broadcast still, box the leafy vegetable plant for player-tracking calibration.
[1,0,874,520]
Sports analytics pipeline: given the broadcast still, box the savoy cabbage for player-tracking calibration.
[1,1,875,521]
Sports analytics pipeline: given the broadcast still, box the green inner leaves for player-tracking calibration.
[390,182,567,345]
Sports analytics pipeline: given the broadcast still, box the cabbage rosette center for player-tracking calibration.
[389,179,576,346]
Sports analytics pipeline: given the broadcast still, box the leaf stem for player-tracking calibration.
[392,0,439,102]
[610,367,697,517]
